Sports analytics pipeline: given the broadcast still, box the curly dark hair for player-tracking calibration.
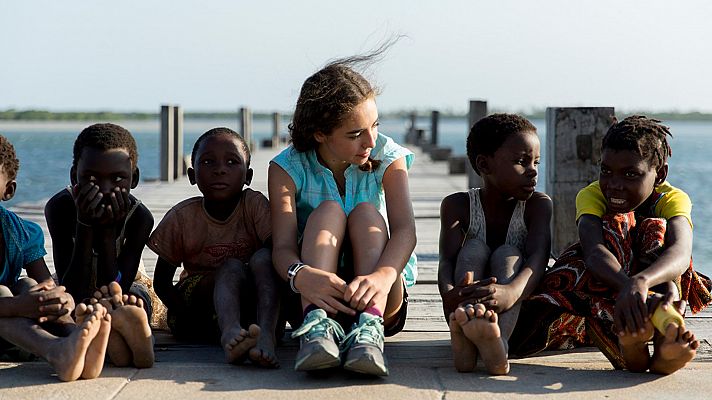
[601,115,672,169]
[73,123,138,170]
[0,134,19,181]
[191,127,251,167]
[466,113,537,175]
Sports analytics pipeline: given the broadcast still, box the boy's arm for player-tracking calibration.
[153,257,184,312]
[111,204,154,294]
[45,193,97,300]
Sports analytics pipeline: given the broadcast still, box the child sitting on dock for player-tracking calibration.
[45,123,155,369]
[268,52,417,377]
[511,116,711,374]
[438,113,552,375]
[0,134,111,381]
[150,127,280,367]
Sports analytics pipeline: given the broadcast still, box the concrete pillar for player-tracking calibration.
[172,106,183,179]
[546,107,615,255]
[160,105,175,182]
[240,107,253,150]
[430,110,440,145]
[467,100,487,189]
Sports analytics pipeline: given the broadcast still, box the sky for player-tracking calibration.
[2,1,711,114]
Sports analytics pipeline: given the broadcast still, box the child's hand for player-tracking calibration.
[294,266,356,316]
[73,182,106,225]
[29,283,74,322]
[477,282,518,313]
[615,276,650,336]
[344,270,395,312]
[103,187,131,224]
[442,275,496,317]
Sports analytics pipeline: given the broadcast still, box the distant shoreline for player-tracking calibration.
[2,109,712,121]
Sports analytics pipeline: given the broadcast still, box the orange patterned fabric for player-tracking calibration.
[510,212,712,366]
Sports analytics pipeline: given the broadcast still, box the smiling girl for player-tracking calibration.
[511,115,712,375]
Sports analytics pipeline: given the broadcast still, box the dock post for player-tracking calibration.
[430,110,440,145]
[160,104,175,182]
[240,107,253,150]
[467,100,487,189]
[173,105,184,179]
[272,112,281,147]
[546,107,615,255]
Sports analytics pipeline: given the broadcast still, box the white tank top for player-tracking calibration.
[465,188,528,252]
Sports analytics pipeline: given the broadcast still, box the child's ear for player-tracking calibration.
[70,165,78,186]
[187,167,196,185]
[314,131,327,144]
[2,180,16,201]
[655,163,669,186]
[245,168,253,186]
[131,167,140,189]
[475,155,490,176]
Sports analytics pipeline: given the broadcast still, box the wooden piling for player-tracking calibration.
[273,112,281,147]
[172,106,184,179]
[430,110,440,145]
[467,100,487,189]
[546,107,615,255]
[240,107,253,150]
[160,105,175,182]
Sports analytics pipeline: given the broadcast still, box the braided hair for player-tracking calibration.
[602,115,672,169]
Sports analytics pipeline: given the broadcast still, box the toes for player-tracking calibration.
[247,324,260,338]
[108,281,122,297]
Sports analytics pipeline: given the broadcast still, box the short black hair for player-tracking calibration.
[191,127,251,167]
[602,115,672,169]
[73,123,138,170]
[0,134,19,181]
[466,113,537,175]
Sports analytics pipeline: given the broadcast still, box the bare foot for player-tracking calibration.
[94,282,154,368]
[618,320,654,373]
[248,328,279,368]
[650,323,699,375]
[455,303,509,375]
[93,282,123,310]
[449,309,477,372]
[222,323,260,364]
[111,294,155,368]
[47,304,103,381]
[75,304,112,379]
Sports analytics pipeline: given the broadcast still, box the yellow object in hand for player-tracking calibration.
[651,303,685,333]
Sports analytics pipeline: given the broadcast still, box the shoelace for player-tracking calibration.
[291,312,345,342]
[340,316,384,353]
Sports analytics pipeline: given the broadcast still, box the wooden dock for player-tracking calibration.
[3,144,711,399]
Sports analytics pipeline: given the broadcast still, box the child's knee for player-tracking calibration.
[314,200,346,218]
[13,278,38,294]
[249,248,272,270]
[490,245,523,281]
[456,238,490,272]
[216,258,248,281]
[0,285,12,297]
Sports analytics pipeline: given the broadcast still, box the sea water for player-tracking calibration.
[1,118,710,276]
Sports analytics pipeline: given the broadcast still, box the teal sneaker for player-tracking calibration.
[341,312,388,376]
[291,309,345,371]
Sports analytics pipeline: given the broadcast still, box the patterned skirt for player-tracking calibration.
[510,213,712,369]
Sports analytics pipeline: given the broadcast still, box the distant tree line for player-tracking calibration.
[1,108,711,121]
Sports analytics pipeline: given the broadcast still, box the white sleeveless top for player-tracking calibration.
[466,188,528,252]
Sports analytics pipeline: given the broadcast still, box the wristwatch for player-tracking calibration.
[287,262,307,293]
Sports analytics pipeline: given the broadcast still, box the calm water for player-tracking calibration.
[1,118,711,275]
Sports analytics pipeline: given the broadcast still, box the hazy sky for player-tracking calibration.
[2,1,711,114]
